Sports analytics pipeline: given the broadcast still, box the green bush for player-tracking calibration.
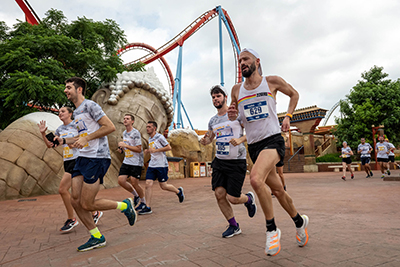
[316,153,343,162]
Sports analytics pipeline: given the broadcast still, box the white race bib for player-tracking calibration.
[216,141,230,155]
[244,101,269,122]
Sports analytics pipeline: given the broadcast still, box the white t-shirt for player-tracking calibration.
[208,113,246,160]
[55,122,79,161]
[148,132,169,168]
[73,99,110,159]
[357,143,372,158]
[388,142,395,156]
[376,142,390,159]
[122,128,143,166]
[341,147,352,158]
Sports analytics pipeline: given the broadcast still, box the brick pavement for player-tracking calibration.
[0,170,400,267]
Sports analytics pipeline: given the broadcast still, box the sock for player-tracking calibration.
[89,227,102,238]
[116,201,128,211]
[228,217,238,227]
[266,218,277,232]
[140,197,146,204]
[292,213,304,228]
[246,194,252,204]
[132,190,139,197]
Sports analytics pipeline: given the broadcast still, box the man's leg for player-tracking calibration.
[144,179,154,207]
[59,172,74,219]
[118,175,135,193]
[130,178,145,198]
[214,187,242,238]
[277,166,286,189]
[159,182,179,194]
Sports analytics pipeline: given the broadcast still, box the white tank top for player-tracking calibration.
[237,77,281,144]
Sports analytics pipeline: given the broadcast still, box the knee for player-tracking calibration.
[145,181,153,189]
[80,200,92,211]
[250,175,263,190]
[227,195,240,204]
[214,188,226,200]
[70,195,80,208]
[159,183,167,190]
[118,176,125,186]
[58,186,68,195]
[271,188,285,199]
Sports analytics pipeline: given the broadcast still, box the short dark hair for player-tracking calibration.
[125,114,135,121]
[210,85,227,97]
[148,120,157,129]
[65,77,87,96]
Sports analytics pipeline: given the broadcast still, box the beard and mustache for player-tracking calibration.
[213,98,225,109]
[242,61,257,78]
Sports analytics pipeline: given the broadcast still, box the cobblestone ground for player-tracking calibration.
[1,171,399,267]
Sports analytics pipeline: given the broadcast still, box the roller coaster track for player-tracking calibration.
[117,6,241,95]
[322,100,341,126]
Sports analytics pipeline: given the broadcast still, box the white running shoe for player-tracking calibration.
[265,228,281,256]
[296,214,309,247]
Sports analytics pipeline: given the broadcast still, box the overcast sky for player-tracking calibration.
[2,0,400,130]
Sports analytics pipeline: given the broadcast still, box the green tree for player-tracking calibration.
[335,66,400,151]
[0,9,144,129]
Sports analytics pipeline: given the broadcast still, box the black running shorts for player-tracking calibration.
[377,157,389,163]
[211,157,247,198]
[247,134,285,166]
[342,158,352,164]
[64,159,76,174]
[361,157,371,165]
[389,155,395,162]
[119,163,142,179]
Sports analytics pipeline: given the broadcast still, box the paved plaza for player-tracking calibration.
[0,170,399,267]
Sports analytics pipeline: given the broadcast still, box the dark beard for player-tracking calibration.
[214,98,225,109]
[242,62,256,78]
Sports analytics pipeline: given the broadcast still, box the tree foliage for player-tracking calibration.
[0,9,144,129]
[334,66,400,150]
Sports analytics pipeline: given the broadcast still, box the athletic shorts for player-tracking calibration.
[119,163,142,179]
[146,167,169,182]
[64,159,76,174]
[389,155,395,162]
[248,134,285,165]
[342,158,352,164]
[72,157,111,184]
[211,157,247,198]
[377,157,389,163]
[361,157,371,165]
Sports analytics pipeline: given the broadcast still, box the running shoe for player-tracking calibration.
[296,215,309,247]
[133,196,140,207]
[381,174,385,179]
[138,206,152,215]
[135,202,146,211]
[265,229,281,256]
[370,171,373,177]
[387,170,391,175]
[177,187,185,203]
[366,174,370,178]
[222,224,241,238]
[77,235,106,252]
[92,211,103,225]
[342,176,346,181]
[244,192,257,218]
[351,174,354,179]
[122,198,137,226]
[60,218,79,232]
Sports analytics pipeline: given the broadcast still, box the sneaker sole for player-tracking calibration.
[126,198,138,226]
[296,215,309,247]
[77,241,106,252]
[265,229,281,256]
[60,221,79,232]
[138,210,153,215]
[222,229,242,238]
[178,187,185,203]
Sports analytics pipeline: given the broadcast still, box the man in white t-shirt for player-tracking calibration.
[117,114,146,210]
[139,121,184,215]
[200,85,256,238]
[61,77,137,252]
[385,138,400,173]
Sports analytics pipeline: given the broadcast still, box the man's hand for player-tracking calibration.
[118,141,126,148]
[228,102,238,121]
[281,116,290,132]
[230,138,242,147]
[200,132,210,146]
[73,136,89,149]
[37,120,47,133]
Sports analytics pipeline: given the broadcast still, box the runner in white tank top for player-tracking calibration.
[228,48,309,256]
[200,85,257,238]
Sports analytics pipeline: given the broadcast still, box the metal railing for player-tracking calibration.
[288,146,304,171]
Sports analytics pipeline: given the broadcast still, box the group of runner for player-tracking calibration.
[340,136,399,180]
[36,48,308,256]
[38,77,184,252]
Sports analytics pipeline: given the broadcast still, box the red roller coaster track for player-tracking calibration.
[117,6,241,95]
